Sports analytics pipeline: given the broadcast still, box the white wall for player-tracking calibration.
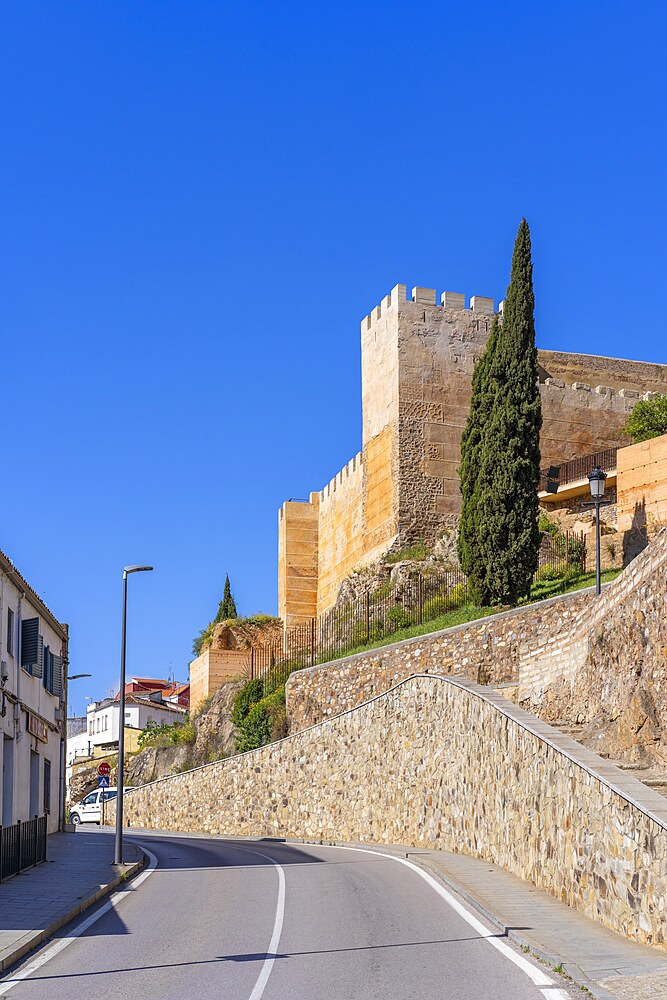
[0,566,67,834]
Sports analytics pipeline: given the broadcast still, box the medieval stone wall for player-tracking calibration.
[278,282,667,621]
[278,497,319,627]
[111,672,667,948]
[316,454,364,613]
[617,432,667,556]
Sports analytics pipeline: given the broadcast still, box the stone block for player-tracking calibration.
[440,291,465,310]
[412,286,437,305]
[470,295,494,314]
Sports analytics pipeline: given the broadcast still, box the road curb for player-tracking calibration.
[122,828,622,998]
[0,850,145,974]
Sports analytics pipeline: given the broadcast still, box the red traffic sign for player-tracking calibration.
[98,762,111,778]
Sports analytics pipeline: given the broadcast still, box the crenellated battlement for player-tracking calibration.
[320,451,363,503]
[362,283,496,331]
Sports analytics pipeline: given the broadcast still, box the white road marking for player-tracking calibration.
[0,848,158,997]
[541,990,571,999]
[225,845,287,1000]
[325,844,556,988]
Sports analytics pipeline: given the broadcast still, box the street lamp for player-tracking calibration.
[583,466,612,596]
[114,565,153,866]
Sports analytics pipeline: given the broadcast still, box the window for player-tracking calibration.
[89,721,94,735]
[96,718,100,733]
[44,759,51,814]
[21,618,42,676]
[82,792,98,805]
[6,608,13,656]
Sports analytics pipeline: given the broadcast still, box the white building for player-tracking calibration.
[0,549,69,835]
[85,692,186,749]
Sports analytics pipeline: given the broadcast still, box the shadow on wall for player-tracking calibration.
[623,499,647,566]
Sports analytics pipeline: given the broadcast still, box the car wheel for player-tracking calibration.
[70,813,81,825]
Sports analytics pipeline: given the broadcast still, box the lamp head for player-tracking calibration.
[123,565,154,576]
[588,465,607,498]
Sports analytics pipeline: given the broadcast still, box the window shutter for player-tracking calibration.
[21,618,39,672]
[53,655,63,698]
[32,635,44,679]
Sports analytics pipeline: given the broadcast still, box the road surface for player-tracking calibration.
[0,832,574,999]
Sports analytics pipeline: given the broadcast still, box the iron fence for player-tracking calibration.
[249,530,586,693]
[539,448,617,492]
[0,814,47,882]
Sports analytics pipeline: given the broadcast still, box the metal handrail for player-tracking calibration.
[539,448,618,492]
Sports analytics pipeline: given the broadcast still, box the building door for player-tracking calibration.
[2,735,14,825]
[29,749,40,817]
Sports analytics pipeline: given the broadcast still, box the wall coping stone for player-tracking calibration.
[125,668,667,835]
[288,582,610,680]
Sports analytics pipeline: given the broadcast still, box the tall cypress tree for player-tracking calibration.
[457,314,500,601]
[216,574,238,621]
[474,218,542,605]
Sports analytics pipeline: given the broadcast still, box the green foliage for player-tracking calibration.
[422,583,470,621]
[457,313,501,595]
[449,582,470,606]
[236,613,280,626]
[538,512,560,537]
[235,702,272,752]
[138,718,196,750]
[623,393,667,443]
[231,677,264,727]
[216,574,238,623]
[191,573,239,657]
[384,541,431,563]
[468,219,543,605]
[386,604,411,631]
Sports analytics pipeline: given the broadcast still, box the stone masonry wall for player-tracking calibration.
[286,587,594,732]
[518,528,667,729]
[617,432,667,559]
[111,673,667,948]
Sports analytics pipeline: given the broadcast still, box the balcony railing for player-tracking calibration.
[0,815,48,882]
[539,448,618,493]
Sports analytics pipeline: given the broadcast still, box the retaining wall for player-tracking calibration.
[112,673,667,947]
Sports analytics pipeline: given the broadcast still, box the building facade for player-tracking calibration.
[0,549,69,835]
[278,283,667,625]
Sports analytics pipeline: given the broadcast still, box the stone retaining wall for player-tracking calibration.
[286,587,594,732]
[111,673,667,947]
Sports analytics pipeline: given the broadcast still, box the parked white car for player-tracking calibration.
[70,787,121,825]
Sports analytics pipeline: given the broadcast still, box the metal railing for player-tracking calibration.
[0,815,48,882]
[249,532,586,694]
[539,448,618,492]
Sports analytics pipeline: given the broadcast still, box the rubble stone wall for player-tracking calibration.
[111,673,667,948]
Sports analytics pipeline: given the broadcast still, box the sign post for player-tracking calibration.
[98,762,111,825]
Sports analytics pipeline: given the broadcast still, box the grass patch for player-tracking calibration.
[316,568,622,663]
[384,541,431,563]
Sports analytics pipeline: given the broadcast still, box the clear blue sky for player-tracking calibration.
[2,2,665,715]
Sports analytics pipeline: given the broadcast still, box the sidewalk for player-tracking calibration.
[0,829,143,973]
[127,827,667,1000]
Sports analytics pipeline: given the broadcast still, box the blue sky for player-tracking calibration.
[2,1,665,715]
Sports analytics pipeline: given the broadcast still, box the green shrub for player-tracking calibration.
[386,604,411,631]
[422,596,451,620]
[235,701,272,753]
[262,685,288,742]
[231,678,265,727]
[138,718,196,750]
[449,582,470,606]
[538,512,560,537]
[534,563,563,582]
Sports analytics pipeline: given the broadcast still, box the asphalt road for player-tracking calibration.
[1,833,574,999]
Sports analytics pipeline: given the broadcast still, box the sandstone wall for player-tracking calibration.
[190,648,249,711]
[316,454,364,613]
[112,673,667,947]
[539,350,667,395]
[286,587,593,731]
[617,432,667,549]
[278,496,319,627]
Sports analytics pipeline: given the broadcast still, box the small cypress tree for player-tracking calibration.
[474,219,542,605]
[457,314,500,601]
[216,574,238,621]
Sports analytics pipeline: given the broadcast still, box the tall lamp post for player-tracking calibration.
[114,565,153,866]
[583,466,612,596]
